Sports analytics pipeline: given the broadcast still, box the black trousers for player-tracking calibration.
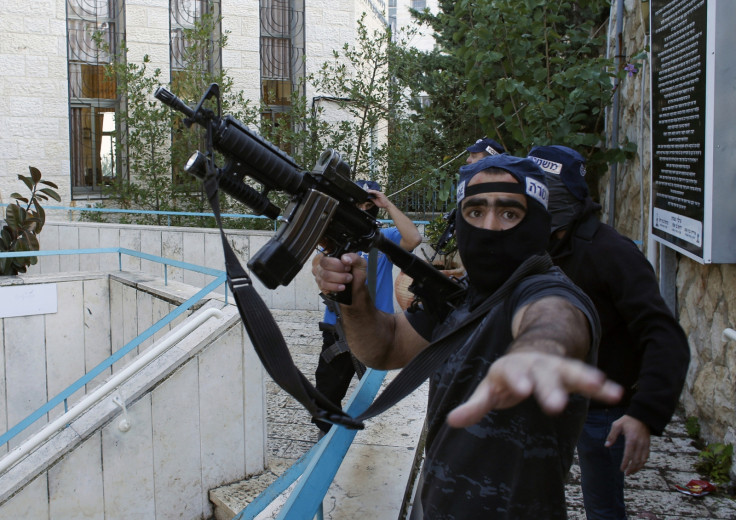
[313,329,358,433]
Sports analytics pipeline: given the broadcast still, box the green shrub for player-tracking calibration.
[686,416,701,440]
[695,443,733,485]
[0,167,61,275]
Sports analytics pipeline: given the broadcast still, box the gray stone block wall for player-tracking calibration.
[603,0,736,462]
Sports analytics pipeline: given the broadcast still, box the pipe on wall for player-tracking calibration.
[607,0,625,228]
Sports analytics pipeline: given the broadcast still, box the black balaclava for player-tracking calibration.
[546,174,584,233]
[527,145,588,233]
[455,155,551,296]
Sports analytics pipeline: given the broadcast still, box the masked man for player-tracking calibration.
[313,154,622,519]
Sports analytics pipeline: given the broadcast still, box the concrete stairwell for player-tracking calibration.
[209,310,429,520]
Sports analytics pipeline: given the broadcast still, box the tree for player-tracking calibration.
[391,0,630,199]
[308,14,398,181]
[98,6,261,228]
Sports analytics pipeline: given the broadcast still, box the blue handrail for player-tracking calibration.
[0,247,227,449]
[234,368,387,520]
[0,203,430,226]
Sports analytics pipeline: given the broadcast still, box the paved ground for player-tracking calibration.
[243,309,736,519]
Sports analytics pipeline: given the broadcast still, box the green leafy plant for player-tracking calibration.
[684,415,706,450]
[421,214,459,270]
[0,167,61,275]
[686,416,702,440]
[695,443,733,485]
[308,13,397,181]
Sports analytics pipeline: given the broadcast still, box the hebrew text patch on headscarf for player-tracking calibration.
[457,154,549,210]
[355,179,381,192]
[527,145,588,201]
[466,137,506,156]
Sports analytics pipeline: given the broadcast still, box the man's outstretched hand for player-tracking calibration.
[446,351,623,428]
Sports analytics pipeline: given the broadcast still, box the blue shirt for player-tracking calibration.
[322,226,403,325]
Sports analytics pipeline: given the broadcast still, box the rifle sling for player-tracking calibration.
[204,174,552,429]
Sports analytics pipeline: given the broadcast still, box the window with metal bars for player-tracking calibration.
[260,0,305,152]
[66,0,123,197]
[170,0,222,87]
[169,0,222,186]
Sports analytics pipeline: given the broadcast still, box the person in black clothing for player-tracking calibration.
[313,154,623,518]
[528,145,690,520]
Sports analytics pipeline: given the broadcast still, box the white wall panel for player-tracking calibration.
[58,226,80,273]
[198,327,245,517]
[141,228,164,273]
[118,284,139,369]
[99,227,122,271]
[120,229,142,272]
[101,393,156,520]
[152,361,203,518]
[5,315,47,449]
[182,231,206,289]
[39,224,61,274]
[242,326,267,475]
[136,284,155,352]
[46,279,85,418]
[0,474,48,519]
[161,230,184,282]
[48,432,104,520]
[78,226,101,271]
[151,299,174,344]
[83,277,113,391]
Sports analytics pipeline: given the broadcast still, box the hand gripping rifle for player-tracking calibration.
[155,83,467,429]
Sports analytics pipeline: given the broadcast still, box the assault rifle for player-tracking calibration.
[154,83,466,318]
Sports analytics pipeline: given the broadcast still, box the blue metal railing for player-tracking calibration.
[1,203,430,228]
[0,247,228,450]
[0,203,281,230]
[0,213,424,515]
[235,368,387,520]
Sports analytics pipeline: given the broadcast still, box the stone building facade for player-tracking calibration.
[0,0,387,203]
[603,0,736,461]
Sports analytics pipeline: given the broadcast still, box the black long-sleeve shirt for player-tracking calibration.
[548,199,690,435]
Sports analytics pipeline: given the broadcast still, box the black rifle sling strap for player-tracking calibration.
[204,173,552,429]
[203,174,354,427]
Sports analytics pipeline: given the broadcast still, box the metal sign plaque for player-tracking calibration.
[650,0,708,258]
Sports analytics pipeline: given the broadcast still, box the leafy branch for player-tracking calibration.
[1,167,61,275]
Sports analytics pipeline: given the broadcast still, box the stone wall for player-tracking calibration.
[605,0,736,453]
[0,0,384,204]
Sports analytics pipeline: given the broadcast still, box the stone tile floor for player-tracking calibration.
[263,310,736,519]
